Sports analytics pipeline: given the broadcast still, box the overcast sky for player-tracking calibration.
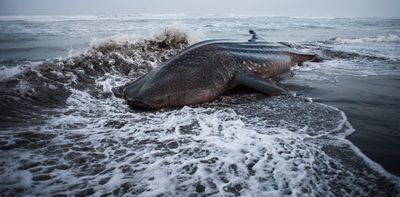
[1,0,399,18]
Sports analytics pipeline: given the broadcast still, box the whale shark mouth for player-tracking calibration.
[127,99,154,109]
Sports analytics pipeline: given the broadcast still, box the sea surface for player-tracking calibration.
[0,15,399,196]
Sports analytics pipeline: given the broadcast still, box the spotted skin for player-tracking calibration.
[120,40,319,109]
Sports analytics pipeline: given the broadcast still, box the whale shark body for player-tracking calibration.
[116,40,320,109]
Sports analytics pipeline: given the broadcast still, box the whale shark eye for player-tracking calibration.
[153,98,163,104]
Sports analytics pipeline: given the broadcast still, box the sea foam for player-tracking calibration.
[0,26,399,196]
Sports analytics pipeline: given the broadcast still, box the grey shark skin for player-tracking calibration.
[119,40,320,109]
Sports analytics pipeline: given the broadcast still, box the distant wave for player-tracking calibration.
[0,37,38,43]
[0,14,343,22]
[0,46,66,54]
[0,14,195,22]
[331,34,400,44]
[288,16,337,20]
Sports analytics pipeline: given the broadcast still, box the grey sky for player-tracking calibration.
[1,0,399,18]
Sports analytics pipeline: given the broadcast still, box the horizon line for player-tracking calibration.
[0,13,399,20]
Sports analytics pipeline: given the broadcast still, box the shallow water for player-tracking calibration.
[288,75,400,176]
[0,15,399,196]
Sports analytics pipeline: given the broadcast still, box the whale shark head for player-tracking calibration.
[123,77,168,109]
[123,66,217,109]
[124,89,167,110]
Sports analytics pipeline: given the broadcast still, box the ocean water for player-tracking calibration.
[0,15,399,196]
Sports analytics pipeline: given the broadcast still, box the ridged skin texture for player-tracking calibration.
[123,40,318,109]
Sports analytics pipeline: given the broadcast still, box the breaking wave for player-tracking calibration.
[0,27,399,196]
[0,61,41,81]
[0,26,194,127]
[330,34,400,44]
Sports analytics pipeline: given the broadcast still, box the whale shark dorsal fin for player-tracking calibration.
[248,30,264,42]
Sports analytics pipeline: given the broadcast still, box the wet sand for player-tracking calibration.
[290,75,400,176]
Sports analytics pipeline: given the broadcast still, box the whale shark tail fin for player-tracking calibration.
[291,53,322,64]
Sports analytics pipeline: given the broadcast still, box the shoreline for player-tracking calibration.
[289,74,400,176]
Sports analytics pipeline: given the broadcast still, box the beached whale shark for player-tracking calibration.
[114,38,320,109]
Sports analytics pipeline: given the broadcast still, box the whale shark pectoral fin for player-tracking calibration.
[234,73,287,96]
